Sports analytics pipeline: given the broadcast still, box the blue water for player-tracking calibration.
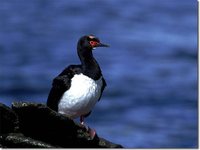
[0,0,197,148]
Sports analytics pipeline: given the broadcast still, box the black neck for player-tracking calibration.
[77,47,102,80]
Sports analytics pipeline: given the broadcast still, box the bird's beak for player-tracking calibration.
[96,42,109,47]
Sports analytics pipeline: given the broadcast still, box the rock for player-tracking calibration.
[0,133,57,148]
[0,103,19,134]
[0,102,123,148]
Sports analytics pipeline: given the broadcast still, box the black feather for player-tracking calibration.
[47,65,82,111]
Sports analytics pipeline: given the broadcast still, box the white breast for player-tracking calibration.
[58,73,103,119]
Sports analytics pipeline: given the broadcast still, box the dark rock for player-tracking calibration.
[10,101,123,148]
[0,133,57,148]
[0,103,19,134]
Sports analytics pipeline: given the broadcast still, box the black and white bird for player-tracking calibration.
[47,35,108,134]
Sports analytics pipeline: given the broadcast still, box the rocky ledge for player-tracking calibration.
[0,102,123,148]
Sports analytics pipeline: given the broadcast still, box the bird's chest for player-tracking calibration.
[58,73,103,115]
[68,73,102,99]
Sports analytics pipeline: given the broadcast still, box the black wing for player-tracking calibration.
[46,65,82,111]
[98,77,107,101]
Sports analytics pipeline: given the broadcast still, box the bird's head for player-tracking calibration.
[77,35,109,50]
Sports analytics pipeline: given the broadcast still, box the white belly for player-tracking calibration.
[58,73,103,119]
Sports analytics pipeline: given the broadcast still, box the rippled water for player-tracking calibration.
[0,0,197,148]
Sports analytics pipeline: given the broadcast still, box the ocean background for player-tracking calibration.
[0,0,197,148]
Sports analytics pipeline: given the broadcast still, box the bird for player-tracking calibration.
[47,35,109,137]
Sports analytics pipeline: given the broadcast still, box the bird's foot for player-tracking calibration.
[80,122,96,139]
[88,127,96,139]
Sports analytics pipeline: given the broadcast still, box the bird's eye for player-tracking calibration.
[89,41,98,47]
